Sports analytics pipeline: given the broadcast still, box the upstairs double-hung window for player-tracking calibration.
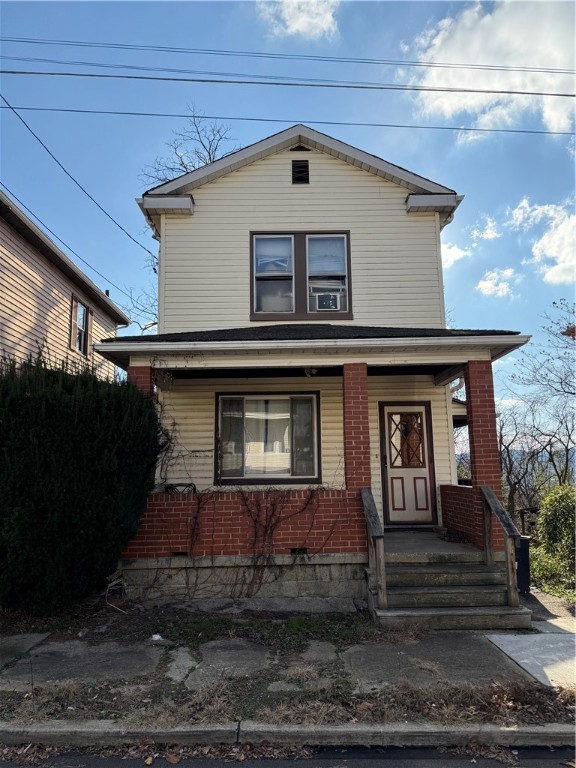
[252,232,352,320]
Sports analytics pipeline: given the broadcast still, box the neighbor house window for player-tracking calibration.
[217,394,320,483]
[251,232,351,320]
[70,295,92,356]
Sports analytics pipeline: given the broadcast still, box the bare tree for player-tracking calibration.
[141,106,235,186]
[496,300,575,515]
[511,299,575,400]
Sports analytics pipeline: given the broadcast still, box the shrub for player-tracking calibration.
[531,485,575,599]
[0,357,166,614]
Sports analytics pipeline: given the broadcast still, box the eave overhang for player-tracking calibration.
[406,193,464,228]
[95,333,530,372]
[137,195,194,238]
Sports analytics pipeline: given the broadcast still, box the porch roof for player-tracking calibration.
[96,324,529,376]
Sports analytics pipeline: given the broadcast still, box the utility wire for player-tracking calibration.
[1,54,573,92]
[1,69,573,98]
[0,181,135,303]
[1,35,574,75]
[1,104,573,136]
[0,93,156,259]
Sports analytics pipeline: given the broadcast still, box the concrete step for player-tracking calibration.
[386,564,507,587]
[386,585,508,609]
[372,606,532,631]
[384,550,487,565]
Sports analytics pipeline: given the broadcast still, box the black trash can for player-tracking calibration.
[516,535,531,594]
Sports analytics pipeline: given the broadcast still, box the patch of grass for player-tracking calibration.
[251,680,574,726]
[177,617,236,646]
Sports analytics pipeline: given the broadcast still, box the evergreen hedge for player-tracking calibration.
[0,357,165,614]
[530,485,575,600]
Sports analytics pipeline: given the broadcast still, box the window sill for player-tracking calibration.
[218,477,321,486]
[250,312,353,322]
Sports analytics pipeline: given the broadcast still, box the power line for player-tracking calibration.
[0,93,156,259]
[2,54,573,93]
[1,104,573,137]
[1,35,574,75]
[0,181,135,303]
[1,69,573,98]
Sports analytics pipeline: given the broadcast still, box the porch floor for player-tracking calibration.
[383,529,488,563]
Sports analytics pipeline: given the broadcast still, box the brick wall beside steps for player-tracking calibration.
[440,484,504,552]
[122,488,368,560]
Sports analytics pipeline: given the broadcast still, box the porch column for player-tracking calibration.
[464,360,502,499]
[343,363,371,492]
[127,365,154,397]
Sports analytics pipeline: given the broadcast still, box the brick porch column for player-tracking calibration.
[464,360,502,499]
[343,362,371,492]
[127,365,154,397]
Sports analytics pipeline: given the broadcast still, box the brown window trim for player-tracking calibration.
[214,391,322,486]
[250,230,353,322]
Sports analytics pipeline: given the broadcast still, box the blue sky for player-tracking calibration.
[0,0,574,394]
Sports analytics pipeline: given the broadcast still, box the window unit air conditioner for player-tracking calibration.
[316,293,340,311]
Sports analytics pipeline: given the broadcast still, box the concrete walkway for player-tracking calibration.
[0,590,573,749]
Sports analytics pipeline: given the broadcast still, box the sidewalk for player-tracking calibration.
[0,591,573,749]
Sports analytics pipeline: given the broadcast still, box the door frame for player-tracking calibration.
[379,401,438,526]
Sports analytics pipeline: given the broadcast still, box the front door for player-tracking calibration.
[380,403,436,525]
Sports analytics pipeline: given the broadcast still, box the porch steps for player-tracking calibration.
[369,552,531,630]
[371,606,532,631]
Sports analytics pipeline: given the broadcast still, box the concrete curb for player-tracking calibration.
[0,720,573,748]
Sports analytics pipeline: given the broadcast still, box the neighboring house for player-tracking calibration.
[97,125,531,628]
[0,189,129,377]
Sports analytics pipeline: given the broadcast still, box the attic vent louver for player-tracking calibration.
[292,159,309,184]
[290,144,311,152]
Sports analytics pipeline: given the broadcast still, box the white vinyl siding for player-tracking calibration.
[158,376,345,491]
[0,218,117,378]
[159,150,444,332]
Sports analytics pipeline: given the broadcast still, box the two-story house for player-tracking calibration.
[97,125,531,628]
[0,189,129,377]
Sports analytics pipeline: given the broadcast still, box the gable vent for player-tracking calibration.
[292,159,310,184]
[290,144,311,152]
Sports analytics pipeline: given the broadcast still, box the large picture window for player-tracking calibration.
[217,394,320,483]
[252,232,351,320]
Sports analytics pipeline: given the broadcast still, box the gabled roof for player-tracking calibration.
[0,189,129,326]
[143,124,457,197]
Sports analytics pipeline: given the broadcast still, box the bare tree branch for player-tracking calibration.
[141,105,235,186]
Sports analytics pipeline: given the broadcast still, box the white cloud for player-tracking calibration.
[256,0,340,40]
[475,267,518,298]
[508,198,576,284]
[442,242,470,268]
[406,1,575,137]
[471,216,501,242]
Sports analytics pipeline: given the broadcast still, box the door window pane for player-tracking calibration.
[388,412,425,468]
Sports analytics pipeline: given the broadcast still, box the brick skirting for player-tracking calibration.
[122,488,368,560]
[440,484,504,551]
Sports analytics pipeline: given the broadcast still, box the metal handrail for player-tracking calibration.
[361,488,387,610]
[480,485,521,607]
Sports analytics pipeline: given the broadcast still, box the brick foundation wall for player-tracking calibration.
[440,485,504,551]
[122,489,368,560]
